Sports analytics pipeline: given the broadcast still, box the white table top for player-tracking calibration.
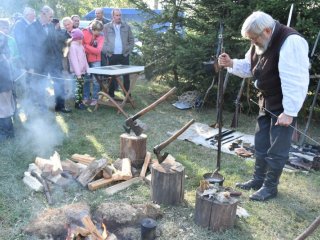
[87,65,144,75]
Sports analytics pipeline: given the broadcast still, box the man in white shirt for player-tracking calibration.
[218,11,309,201]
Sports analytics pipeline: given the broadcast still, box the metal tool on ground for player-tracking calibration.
[153,119,195,163]
[230,78,247,128]
[123,87,176,136]
[205,129,234,141]
[210,135,234,146]
[250,99,320,146]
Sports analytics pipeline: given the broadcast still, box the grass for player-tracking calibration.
[0,77,320,240]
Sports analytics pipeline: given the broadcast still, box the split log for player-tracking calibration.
[71,154,96,165]
[77,159,107,187]
[50,151,63,176]
[35,157,54,174]
[120,133,147,168]
[61,159,82,177]
[23,172,43,192]
[105,177,142,195]
[81,215,104,240]
[112,158,132,181]
[151,154,185,205]
[194,188,238,232]
[102,166,113,179]
[140,152,152,177]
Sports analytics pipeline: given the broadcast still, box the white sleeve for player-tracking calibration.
[227,49,253,78]
[279,34,310,117]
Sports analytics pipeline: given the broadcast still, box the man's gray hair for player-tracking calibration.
[41,5,54,15]
[23,7,35,17]
[241,11,275,37]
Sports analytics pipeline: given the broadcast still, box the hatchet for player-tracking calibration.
[124,87,176,136]
[153,119,195,163]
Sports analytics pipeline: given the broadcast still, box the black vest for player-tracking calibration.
[250,22,300,111]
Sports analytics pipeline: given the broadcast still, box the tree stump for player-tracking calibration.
[151,155,185,205]
[194,188,238,232]
[120,133,147,168]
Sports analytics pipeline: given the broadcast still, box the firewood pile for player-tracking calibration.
[23,151,152,204]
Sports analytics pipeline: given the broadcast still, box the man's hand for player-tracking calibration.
[275,113,293,127]
[218,53,233,68]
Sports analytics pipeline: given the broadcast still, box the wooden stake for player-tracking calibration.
[140,152,151,177]
[81,215,104,240]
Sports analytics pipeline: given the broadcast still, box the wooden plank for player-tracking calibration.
[140,152,151,177]
[88,178,114,191]
[105,177,142,195]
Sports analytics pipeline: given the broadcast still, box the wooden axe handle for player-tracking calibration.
[154,119,195,153]
[131,87,176,121]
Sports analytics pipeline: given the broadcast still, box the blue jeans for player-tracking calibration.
[84,61,101,100]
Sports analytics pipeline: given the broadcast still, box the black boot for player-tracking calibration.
[249,168,282,201]
[235,157,266,190]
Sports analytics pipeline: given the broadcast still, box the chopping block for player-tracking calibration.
[120,133,147,168]
[194,187,238,232]
[151,154,185,205]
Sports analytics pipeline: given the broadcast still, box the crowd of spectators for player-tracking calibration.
[0,6,135,142]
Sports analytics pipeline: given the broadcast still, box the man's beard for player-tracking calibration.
[255,37,271,55]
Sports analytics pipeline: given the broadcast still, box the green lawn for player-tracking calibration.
[0,78,319,240]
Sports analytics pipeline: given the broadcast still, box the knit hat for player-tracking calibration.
[71,28,83,41]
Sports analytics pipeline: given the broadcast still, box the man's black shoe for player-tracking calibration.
[249,186,278,201]
[235,179,263,190]
[55,107,72,113]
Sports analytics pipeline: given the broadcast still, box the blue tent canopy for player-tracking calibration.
[83,8,163,23]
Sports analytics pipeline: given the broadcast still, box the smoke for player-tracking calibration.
[15,73,65,157]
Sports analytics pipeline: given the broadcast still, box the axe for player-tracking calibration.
[153,119,195,163]
[124,87,176,136]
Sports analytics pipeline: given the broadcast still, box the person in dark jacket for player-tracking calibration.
[218,11,309,201]
[0,32,15,141]
[25,6,71,113]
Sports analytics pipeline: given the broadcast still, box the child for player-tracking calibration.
[68,28,89,110]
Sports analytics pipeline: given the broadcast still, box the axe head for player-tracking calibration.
[153,147,168,164]
[124,118,144,136]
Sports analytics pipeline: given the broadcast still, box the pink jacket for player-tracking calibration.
[68,41,89,77]
[82,28,104,63]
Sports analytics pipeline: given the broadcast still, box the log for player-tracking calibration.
[151,154,185,205]
[112,158,132,181]
[61,159,82,177]
[120,133,147,168]
[35,157,54,174]
[105,177,142,195]
[50,151,63,176]
[77,159,108,187]
[88,178,114,191]
[23,172,43,192]
[102,166,113,179]
[81,215,104,240]
[140,152,152,177]
[71,154,96,165]
[194,188,238,232]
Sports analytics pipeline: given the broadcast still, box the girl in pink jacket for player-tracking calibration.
[68,28,89,110]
